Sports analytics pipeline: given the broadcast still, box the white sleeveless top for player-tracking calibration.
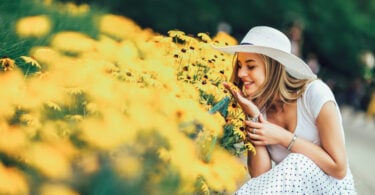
[266,79,345,164]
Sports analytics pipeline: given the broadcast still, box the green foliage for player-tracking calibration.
[208,96,230,118]
[220,124,245,156]
[302,0,374,78]
[0,0,102,61]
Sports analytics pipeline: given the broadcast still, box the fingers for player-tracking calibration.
[222,82,231,92]
[223,82,237,97]
[223,82,260,116]
[249,140,266,146]
[245,127,262,139]
[223,82,244,99]
[245,132,265,146]
[244,120,262,129]
[258,114,264,122]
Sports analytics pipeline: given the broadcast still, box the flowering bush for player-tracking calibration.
[0,0,254,194]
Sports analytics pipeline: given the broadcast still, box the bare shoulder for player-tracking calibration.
[316,101,342,133]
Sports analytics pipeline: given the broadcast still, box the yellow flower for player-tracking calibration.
[21,73,65,109]
[65,87,84,95]
[0,163,29,195]
[197,32,212,43]
[80,110,138,150]
[168,30,186,38]
[245,142,256,155]
[0,70,26,118]
[227,102,242,116]
[113,154,142,179]
[65,114,83,121]
[20,56,41,69]
[75,153,99,174]
[0,57,15,71]
[233,126,246,140]
[50,31,97,54]
[203,149,248,193]
[23,143,71,179]
[44,101,61,111]
[212,88,227,104]
[85,102,98,114]
[39,184,78,195]
[0,16,254,193]
[158,147,171,162]
[65,2,89,15]
[212,31,238,46]
[93,35,121,62]
[99,14,142,40]
[29,46,62,66]
[16,15,51,38]
[167,132,202,181]
[116,40,139,62]
[20,113,41,130]
[0,123,27,155]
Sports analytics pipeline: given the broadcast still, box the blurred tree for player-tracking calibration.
[60,0,221,36]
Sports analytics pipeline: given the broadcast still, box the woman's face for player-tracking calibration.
[236,52,266,96]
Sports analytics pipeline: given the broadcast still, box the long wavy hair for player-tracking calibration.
[230,53,315,111]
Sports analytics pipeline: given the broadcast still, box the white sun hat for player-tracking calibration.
[213,26,317,79]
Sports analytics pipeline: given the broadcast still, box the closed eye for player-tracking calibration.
[247,65,256,70]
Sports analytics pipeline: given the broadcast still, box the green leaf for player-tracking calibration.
[208,96,230,118]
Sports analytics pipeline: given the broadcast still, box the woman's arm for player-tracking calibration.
[249,101,347,179]
[286,101,347,179]
[247,145,271,178]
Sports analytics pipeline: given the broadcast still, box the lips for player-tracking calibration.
[243,81,253,89]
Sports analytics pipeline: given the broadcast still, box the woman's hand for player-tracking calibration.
[223,82,260,117]
[245,114,291,146]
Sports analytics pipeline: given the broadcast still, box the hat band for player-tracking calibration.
[240,42,253,45]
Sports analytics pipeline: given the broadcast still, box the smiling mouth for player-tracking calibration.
[243,81,253,89]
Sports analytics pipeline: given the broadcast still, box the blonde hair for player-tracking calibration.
[230,54,315,111]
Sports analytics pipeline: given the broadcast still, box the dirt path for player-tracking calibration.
[341,106,375,194]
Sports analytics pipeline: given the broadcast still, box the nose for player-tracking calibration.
[238,66,247,78]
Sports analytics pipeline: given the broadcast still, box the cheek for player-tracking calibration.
[251,73,264,84]
[255,70,266,85]
[257,76,266,86]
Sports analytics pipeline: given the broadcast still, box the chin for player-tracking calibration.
[243,89,254,97]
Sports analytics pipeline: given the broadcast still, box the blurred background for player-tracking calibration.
[61,0,375,113]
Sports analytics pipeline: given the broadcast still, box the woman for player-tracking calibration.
[215,26,356,194]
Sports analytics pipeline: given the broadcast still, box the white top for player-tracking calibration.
[267,79,345,164]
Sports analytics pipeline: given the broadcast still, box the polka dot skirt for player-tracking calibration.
[235,153,356,195]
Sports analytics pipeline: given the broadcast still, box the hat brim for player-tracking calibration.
[212,44,317,80]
